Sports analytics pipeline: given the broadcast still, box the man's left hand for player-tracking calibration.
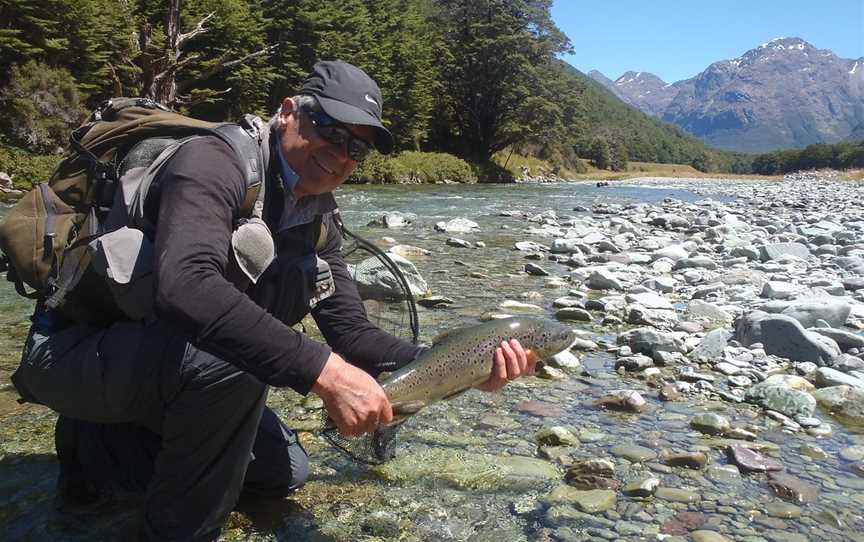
[475,338,538,392]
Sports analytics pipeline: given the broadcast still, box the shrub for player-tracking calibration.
[0,143,60,189]
[348,151,478,184]
[0,61,87,154]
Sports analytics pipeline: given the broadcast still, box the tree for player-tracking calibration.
[609,139,628,171]
[0,61,87,153]
[588,138,611,170]
[428,0,572,162]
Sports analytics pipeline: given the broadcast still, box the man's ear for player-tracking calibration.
[279,97,297,124]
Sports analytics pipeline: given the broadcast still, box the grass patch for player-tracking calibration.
[574,160,778,181]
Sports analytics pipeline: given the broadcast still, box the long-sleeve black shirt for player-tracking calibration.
[152,136,421,395]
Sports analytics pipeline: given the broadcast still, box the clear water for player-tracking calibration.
[1,182,862,541]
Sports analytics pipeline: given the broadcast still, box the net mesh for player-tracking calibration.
[320,212,419,463]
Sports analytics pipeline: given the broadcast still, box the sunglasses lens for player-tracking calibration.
[305,106,372,162]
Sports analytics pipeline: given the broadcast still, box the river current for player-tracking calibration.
[1,180,861,542]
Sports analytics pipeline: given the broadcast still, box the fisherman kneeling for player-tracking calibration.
[9,61,536,541]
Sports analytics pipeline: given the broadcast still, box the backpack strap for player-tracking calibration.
[212,115,266,219]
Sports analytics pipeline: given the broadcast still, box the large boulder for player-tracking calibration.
[758,242,810,262]
[734,311,839,365]
[758,298,852,328]
[690,328,732,362]
[618,328,687,357]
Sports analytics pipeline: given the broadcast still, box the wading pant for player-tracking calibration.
[13,317,310,541]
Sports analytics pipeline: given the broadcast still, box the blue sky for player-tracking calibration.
[551,0,864,83]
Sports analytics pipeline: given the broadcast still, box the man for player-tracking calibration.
[12,61,536,541]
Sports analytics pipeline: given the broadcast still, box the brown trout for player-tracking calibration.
[381,316,578,419]
[324,316,577,463]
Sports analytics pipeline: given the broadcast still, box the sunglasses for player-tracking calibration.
[301,103,374,162]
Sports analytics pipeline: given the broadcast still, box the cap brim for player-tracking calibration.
[316,96,394,155]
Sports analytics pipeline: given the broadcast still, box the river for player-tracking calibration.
[1,179,862,541]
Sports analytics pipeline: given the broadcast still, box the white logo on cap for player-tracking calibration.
[364,94,379,108]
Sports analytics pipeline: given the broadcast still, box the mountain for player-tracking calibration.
[591,38,864,153]
[557,61,720,165]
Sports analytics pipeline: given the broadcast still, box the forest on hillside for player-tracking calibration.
[1,0,861,183]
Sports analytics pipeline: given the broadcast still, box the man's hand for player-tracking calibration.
[312,352,393,436]
[475,338,539,392]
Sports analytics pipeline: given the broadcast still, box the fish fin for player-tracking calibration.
[392,400,427,417]
[431,328,458,345]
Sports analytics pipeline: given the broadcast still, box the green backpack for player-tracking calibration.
[0,97,266,323]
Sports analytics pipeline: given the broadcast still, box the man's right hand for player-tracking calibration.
[312,352,393,436]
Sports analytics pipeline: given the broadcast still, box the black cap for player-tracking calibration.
[300,61,394,154]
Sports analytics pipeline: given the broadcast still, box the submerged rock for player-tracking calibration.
[767,471,819,503]
[745,383,816,418]
[373,448,559,490]
[726,445,783,472]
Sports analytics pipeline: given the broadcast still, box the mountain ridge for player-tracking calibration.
[588,38,864,152]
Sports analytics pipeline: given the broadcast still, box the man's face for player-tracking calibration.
[277,97,375,198]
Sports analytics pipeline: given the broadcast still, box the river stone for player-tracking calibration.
[545,487,616,513]
[596,390,647,412]
[548,349,581,370]
[555,307,592,322]
[642,276,676,293]
[761,281,800,300]
[434,218,479,233]
[514,241,549,252]
[652,245,689,262]
[524,262,549,276]
[388,244,430,257]
[773,298,853,328]
[759,242,810,262]
[446,237,471,248]
[812,385,864,422]
[840,445,864,461]
[690,328,732,362]
[373,448,558,490]
[610,444,657,462]
[553,296,585,308]
[765,501,802,518]
[351,253,429,299]
[706,464,741,485]
[536,426,579,446]
[499,300,543,312]
[687,300,733,323]
[810,328,864,351]
[834,256,864,275]
[760,374,815,392]
[619,327,687,356]
[692,531,732,542]
[745,383,816,418]
[614,354,654,372]
[690,413,731,435]
[767,471,819,503]
[675,256,717,271]
[515,400,566,418]
[655,487,699,503]
[834,353,864,372]
[622,476,660,497]
[815,367,864,389]
[626,291,674,310]
[380,212,413,228]
[734,311,838,365]
[726,445,783,472]
[660,511,707,535]
[663,451,709,470]
[586,269,624,291]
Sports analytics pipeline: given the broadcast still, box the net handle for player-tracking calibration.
[332,210,420,345]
